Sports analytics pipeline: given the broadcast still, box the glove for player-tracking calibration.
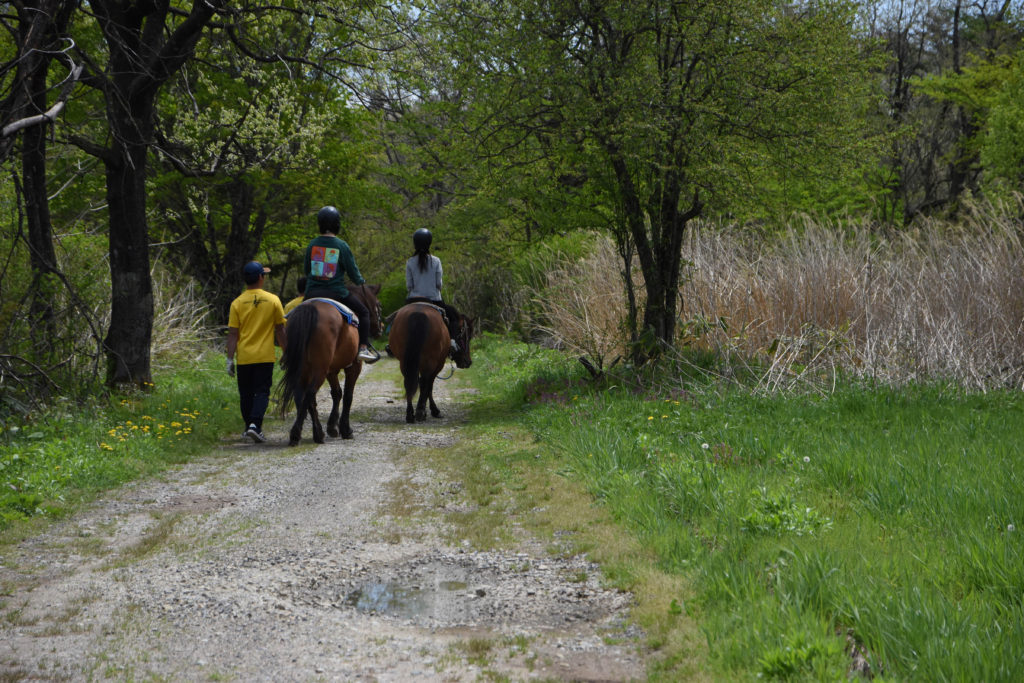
[226,358,235,377]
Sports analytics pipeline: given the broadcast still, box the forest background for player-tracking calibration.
[3,0,1024,404]
[5,2,1024,680]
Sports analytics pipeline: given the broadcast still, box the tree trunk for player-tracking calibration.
[103,141,154,387]
[22,68,58,338]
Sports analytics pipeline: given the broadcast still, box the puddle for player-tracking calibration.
[345,577,470,618]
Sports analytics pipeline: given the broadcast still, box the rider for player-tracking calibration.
[405,228,461,351]
[302,206,378,363]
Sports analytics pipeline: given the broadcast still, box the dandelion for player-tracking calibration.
[661,415,668,419]
[171,421,182,428]
[99,442,114,451]
[701,443,709,450]
[648,416,654,421]
[1009,524,1016,532]
[803,456,811,463]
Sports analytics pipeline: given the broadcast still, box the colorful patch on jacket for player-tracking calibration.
[310,246,340,279]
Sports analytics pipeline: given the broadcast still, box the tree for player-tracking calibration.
[1,2,79,335]
[411,0,876,356]
[67,0,226,387]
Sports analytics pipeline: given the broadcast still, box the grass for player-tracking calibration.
[0,354,239,537]
[456,334,1024,681]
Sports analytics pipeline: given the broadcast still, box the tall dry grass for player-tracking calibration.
[531,240,632,370]
[534,200,1024,391]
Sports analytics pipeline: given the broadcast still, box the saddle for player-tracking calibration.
[287,297,359,327]
[404,299,449,326]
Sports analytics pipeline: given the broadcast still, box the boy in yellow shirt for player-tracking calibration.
[226,261,287,442]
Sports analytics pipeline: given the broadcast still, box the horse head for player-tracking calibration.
[452,312,475,369]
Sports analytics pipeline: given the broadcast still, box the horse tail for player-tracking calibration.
[403,311,429,387]
[276,304,319,412]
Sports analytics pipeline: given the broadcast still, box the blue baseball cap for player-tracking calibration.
[242,261,270,284]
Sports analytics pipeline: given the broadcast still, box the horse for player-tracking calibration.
[387,301,474,423]
[277,284,382,445]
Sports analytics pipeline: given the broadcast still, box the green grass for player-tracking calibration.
[0,355,239,535]
[462,334,1024,681]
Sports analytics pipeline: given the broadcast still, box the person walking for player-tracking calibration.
[405,228,460,350]
[226,261,287,443]
[303,205,378,363]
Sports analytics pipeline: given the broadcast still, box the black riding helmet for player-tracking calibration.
[413,228,432,251]
[317,205,341,234]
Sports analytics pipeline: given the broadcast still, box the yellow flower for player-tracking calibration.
[171,421,182,428]
[99,442,114,451]
[647,416,654,420]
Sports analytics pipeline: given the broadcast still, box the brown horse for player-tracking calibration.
[277,285,382,445]
[387,302,474,423]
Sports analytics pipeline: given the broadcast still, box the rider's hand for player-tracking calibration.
[226,358,235,377]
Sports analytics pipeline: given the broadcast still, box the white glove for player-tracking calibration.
[226,358,235,377]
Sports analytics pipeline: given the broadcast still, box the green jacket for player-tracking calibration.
[303,234,364,299]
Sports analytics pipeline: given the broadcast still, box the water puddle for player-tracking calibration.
[345,575,472,619]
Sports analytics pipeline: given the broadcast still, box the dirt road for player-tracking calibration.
[0,362,645,681]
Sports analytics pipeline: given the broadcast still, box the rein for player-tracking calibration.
[437,361,456,381]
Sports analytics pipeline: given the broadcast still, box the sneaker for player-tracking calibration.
[245,424,266,443]
[358,346,380,364]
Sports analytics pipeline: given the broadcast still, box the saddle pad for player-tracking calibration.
[286,297,359,327]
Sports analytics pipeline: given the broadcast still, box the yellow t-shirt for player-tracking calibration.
[228,288,286,364]
[283,295,304,315]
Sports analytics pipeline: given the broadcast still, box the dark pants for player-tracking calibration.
[305,290,371,346]
[236,362,273,431]
[406,297,460,341]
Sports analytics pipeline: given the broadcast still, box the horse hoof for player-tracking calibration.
[327,427,339,438]
[406,416,415,424]
[431,409,441,418]
[342,430,354,440]
[289,438,300,447]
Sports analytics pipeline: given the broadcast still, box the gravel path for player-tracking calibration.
[0,362,645,681]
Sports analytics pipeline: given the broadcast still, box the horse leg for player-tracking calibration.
[289,388,310,446]
[309,393,325,444]
[338,362,361,439]
[326,371,343,438]
[415,373,431,422]
[404,367,418,424]
[425,376,442,418]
